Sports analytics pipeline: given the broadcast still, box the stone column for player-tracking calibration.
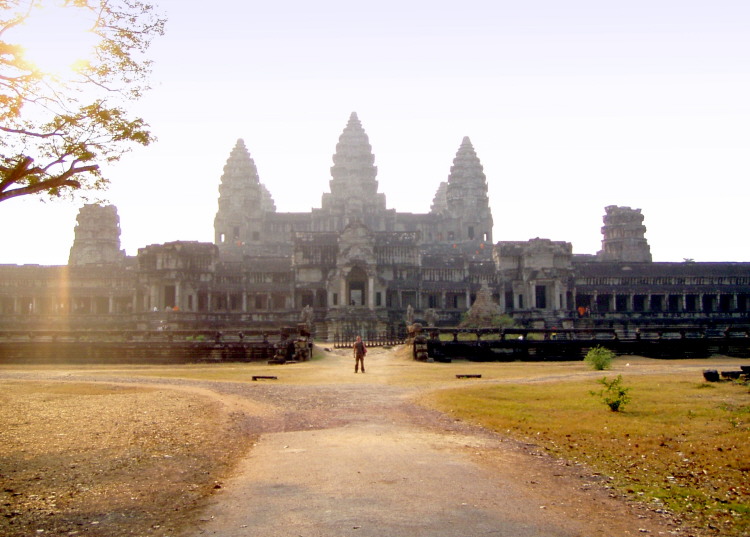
[627,294,634,312]
[109,296,114,314]
[368,276,375,309]
[242,292,248,312]
[150,285,159,311]
[340,277,347,307]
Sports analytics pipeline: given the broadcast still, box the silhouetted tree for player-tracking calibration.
[0,0,165,203]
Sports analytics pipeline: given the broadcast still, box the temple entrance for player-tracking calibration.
[347,266,367,307]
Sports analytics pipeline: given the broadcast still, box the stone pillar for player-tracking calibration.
[109,296,114,314]
[242,292,248,312]
[340,277,347,307]
[175,283,182,310]
[150,285,159,311]
[627,294,634,311]
[368,276,375,309]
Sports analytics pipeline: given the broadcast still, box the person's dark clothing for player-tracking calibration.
[354,340,366,373]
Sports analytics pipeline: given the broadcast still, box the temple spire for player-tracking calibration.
[214,139,276,255]
[435,136,493,243]
[321,112,387,219]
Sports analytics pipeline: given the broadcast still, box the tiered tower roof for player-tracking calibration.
[322,112,386,214]
[217,139,276,213]
[445,136,490,217]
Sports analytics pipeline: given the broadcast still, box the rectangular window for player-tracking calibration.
[376,292,382,307]
[333,293,338,306]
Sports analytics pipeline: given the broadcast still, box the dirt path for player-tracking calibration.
[179,348,682,537]
[1,347,699,537]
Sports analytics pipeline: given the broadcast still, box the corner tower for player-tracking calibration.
[597,205,652,262]
[214,139,276,257]
[431,137,493,243]
[68,204,125,266]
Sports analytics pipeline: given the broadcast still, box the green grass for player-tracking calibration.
[422,373,750,536]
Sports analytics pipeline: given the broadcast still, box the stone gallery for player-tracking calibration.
[1,113,748,338]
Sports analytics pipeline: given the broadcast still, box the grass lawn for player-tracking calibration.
[422,370,750,536]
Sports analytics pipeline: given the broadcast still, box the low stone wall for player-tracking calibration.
[0,341,276,365]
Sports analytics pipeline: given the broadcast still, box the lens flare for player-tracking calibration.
[10,1,98,78]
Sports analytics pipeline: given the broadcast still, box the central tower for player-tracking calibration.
[319,112,389,230]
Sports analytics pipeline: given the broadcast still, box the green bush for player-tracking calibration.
[591,375,631,412]
[584,345,614,370]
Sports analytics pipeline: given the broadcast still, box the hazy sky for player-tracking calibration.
[2,0,748,265]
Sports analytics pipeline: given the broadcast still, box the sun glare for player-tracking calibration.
[10,1,98,77]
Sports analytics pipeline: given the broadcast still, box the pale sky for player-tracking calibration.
[2,0,748,265]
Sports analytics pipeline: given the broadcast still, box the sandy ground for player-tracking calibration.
[2,346,727,537]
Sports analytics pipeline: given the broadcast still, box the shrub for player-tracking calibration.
[591,375,631,412]
[584,345,615,370]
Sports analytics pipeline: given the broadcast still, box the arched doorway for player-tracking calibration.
[347,266,368,307]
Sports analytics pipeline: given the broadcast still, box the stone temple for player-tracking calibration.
[1,112,748,338]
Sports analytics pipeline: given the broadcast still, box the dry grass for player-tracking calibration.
[422,371,750,536]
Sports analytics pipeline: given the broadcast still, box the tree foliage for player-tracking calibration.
[0,0,165,203]
[584,345,615,370]
[590,375,631,412]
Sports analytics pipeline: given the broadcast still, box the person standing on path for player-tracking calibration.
[353,335,367,373]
